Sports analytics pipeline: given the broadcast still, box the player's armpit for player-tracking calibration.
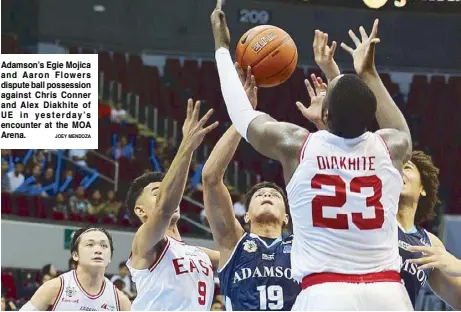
[375,128,411,171]
[116,289,132,311]
[26,277,62,311]
[247,115,309,182]
[198,247,221,269]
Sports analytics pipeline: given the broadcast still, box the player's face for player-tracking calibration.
[135,182,180,224]
[247,187,287,225]
[73,231,111,269]
[400,160,425,201]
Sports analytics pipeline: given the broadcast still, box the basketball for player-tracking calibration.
[235,25,298,88]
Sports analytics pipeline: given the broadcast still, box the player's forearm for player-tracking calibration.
[202,126,241,184]
[155,141,193,216]
[215,47,266,141]
[361,72,411,138]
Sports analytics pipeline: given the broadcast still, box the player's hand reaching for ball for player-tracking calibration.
[296,74,328,130]
[408,244,461,277]
[182,99,219,151]
[210,0,230,50]
[341,19,380,77]
[235,63,258,108]
[313,30,340,82]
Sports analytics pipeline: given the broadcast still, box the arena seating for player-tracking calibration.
[61,42,461,215]
[2,32,460,216]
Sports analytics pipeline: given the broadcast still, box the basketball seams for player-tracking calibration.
[257,43,297,86]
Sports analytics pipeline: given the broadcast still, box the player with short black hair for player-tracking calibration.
[323,74,377,138]
[20,227,131,311]
[125,100,219,311]
[211,3,412,309]
[202,66,300,311]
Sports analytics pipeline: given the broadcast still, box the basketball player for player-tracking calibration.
[20,227,131,311]
[397,151,461,309]
[202,65,300,311]
[211,2,412,309]
[300,29,461,309]
[125,99,219,311]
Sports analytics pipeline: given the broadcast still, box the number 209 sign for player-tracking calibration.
[239,9,270,25]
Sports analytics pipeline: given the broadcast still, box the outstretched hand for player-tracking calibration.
[182,99,219,151]
[296,74,327,130]
[235,63,258,108]
[341,19,380,77]
[313,30,340,82]
[210,0,230,50]
[409,244,461,277]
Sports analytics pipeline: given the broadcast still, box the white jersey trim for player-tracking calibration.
[217,233,248,273]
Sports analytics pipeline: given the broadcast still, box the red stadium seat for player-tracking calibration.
[14,195,30,217]
[1,272,17,299]
[1,192,13,214]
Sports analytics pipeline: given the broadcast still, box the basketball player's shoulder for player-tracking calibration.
[374,128,411,159]
[114,287,132,311]
[35,275,64,306]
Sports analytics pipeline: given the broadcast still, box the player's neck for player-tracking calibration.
[250,223,282,239]
[166,225,181,241]
[75,266,105,294]
[397,202,417,231]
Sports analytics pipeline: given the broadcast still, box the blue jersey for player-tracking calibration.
[218,233,301,311]
[398,224,433,307]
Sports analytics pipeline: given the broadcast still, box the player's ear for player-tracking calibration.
[134,204,146,218]
[420,187,426,197]
[72,251,79,263]
[244,213,250,224]
[283,214,289,226]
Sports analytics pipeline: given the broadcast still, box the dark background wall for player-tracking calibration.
[3,0,461,71]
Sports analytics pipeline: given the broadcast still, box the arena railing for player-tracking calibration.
[107,78,257,194]
[49,150,119,192]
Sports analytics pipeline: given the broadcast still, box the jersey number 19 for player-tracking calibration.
[257,285,284,310]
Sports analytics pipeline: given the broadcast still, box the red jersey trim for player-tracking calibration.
[113,285,121,311]
[50,276,64,311]
[149,238,170,272]
[301,271,401,290]
[298,132,312,163]
[377,134,392,160]
[73,270,106,299]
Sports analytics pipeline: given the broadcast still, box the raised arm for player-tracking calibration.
[132,100,218,257]
[202,126,245,267]
[211,3,307,182]
[202,65,257,268]
[341,19,412,167]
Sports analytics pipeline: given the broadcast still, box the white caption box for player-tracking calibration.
[0,54,99,149]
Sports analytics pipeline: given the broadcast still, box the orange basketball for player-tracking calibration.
[235,25,298,88]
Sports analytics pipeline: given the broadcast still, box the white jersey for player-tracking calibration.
[286,130,403,281]
[127,236,215,311]
[51,270,120,311]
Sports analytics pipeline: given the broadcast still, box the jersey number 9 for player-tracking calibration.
[198,281,207,305]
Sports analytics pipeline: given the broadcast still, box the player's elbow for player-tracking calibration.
[202,166,222,186]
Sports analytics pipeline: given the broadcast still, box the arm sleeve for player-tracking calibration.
[215,47,266,141]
